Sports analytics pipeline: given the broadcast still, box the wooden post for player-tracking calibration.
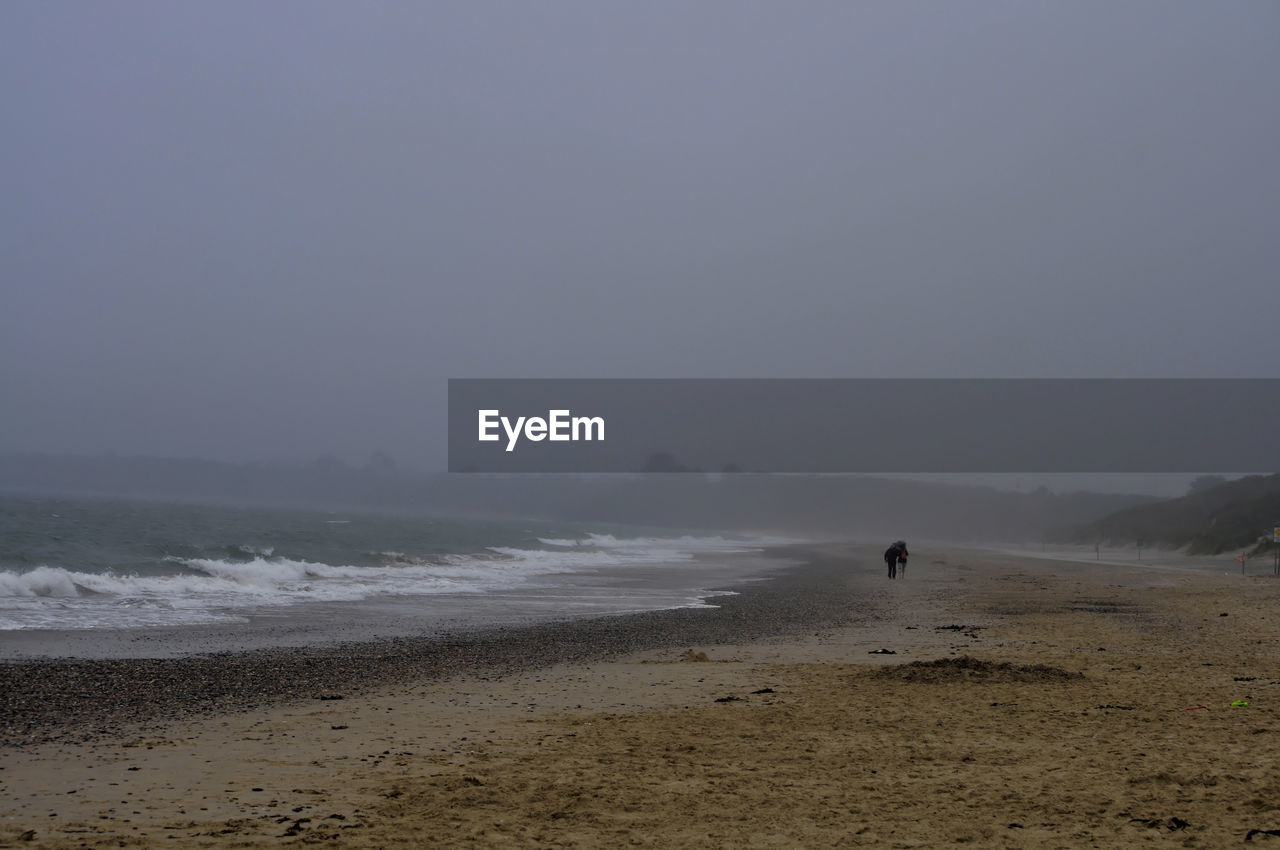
[1274,526,1280,577]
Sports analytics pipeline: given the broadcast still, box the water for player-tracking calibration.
[0,495,794,651]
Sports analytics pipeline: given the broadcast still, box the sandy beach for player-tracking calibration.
[2,544,1278,848]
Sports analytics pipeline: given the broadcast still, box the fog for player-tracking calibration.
[3,2,1278,480]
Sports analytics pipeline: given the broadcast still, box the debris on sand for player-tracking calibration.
[1128,816,1189,831]
[1245,828,1280,841]
[869,656,1083,684]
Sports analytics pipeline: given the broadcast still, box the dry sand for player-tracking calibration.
[2,545,1278,848]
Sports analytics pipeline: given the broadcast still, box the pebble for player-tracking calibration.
[0,554,863,748]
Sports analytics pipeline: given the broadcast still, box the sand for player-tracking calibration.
[2,544,1278,847]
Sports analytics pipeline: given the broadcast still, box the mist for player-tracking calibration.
[3,2,1278,486]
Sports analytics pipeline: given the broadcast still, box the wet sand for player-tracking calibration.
[2,544,1278,847]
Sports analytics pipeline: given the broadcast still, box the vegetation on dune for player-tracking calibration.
[1048,474,1280,555]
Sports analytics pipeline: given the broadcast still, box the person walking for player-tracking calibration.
[884,540,908,579]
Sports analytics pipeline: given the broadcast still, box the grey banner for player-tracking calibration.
[448,379,1280,473]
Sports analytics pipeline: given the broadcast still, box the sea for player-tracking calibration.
[0,494,796,658]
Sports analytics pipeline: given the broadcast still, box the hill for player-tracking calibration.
[1048,473,1280,554]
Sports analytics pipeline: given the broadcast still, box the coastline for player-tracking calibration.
[0,544,856,748]
[3,543,1278,847]
[0,543,800,661]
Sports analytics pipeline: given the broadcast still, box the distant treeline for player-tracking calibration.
[0,453,1155,543]
[1048,473,1280,554]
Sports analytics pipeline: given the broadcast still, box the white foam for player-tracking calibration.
[539,532,796,552]
[229,544,274,557]
[0,531,797,632]
[0,566,83,598]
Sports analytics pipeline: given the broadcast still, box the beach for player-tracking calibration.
[2,544,1278,847]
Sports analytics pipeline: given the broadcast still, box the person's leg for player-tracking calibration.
[887,558,895,579]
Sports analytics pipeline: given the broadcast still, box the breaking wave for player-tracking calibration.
[0,532,791,631]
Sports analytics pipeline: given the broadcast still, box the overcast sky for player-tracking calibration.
[2,1,1277,470]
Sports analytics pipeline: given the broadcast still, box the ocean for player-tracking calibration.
[0,494,794,657]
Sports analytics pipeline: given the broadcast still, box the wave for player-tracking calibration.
[0,531,794,632]
[537,532,795,552]
[226,543,275,559]
[0,566,87,598]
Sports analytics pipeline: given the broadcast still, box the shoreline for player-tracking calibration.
[4,544,1277,847]
[0,544,800,660]
[0,543,864,748]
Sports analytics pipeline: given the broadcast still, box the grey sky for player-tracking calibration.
[2,1,1277,469]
